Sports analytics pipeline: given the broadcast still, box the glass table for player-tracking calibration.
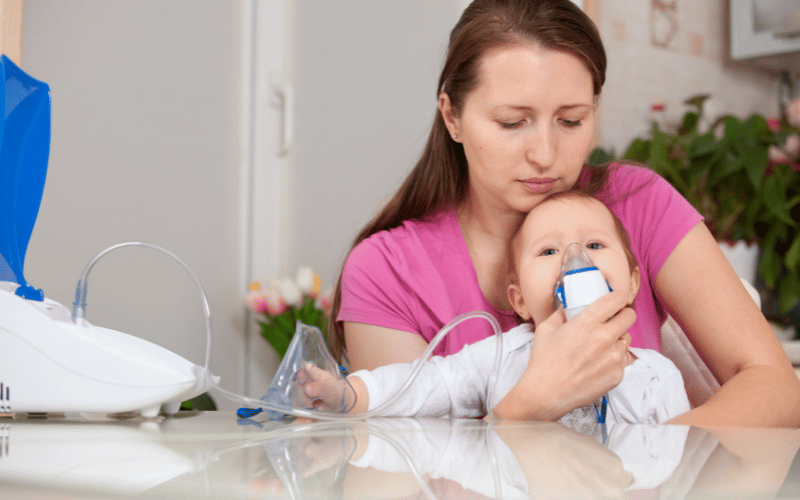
[1,411,799,499]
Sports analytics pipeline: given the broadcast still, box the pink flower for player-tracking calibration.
[651,102,665,112]
[245,282,269,314]
[317,287,334,317]
[787,99,800,129]
[263,283,287,316]
[767,117,781,131]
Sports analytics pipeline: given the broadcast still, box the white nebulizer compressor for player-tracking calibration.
[0,56,217,418]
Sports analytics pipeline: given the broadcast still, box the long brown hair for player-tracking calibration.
[329,0,607,363]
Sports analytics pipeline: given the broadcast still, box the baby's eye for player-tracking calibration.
[541,248,558,256]
[586,242,603,250]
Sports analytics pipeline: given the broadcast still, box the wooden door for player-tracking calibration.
[1,0,22,64]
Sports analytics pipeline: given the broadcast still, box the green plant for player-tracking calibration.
[591,95,800,315]
[245,267,332,359]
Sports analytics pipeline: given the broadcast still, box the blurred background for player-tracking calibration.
[1,0,797,407]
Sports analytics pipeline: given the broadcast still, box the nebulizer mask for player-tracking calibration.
[554,242,617,424]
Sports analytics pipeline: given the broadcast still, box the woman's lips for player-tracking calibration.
[519,178,556,193]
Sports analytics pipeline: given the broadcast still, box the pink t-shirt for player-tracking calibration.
[338,164,703,355]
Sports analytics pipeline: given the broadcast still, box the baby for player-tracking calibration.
[300,191,690,424]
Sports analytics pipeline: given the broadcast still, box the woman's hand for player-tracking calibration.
[493,289,635,421]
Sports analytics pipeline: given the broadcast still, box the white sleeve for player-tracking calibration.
[350,334,501,418]
[608,348,691,424]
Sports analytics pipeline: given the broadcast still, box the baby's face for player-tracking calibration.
[508,196,640,325]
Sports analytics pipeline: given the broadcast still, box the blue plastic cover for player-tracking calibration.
[0,54,51,301]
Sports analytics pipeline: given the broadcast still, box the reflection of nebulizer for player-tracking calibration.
[553,243,615,424]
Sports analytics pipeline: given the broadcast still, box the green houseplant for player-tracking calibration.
[590,95,800,317]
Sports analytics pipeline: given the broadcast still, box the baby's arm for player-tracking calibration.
[296,363,369,413]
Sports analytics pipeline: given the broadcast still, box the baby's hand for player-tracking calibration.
[294,363,351,413]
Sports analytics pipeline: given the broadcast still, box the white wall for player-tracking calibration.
[21,0,245,408]
[594,0,779,154]
[284,0,465,288]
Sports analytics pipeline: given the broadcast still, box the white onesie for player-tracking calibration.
[351,323,690,425]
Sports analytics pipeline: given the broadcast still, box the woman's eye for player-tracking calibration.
[499,120,524,129]
[586,242,603,250]
[561,119,582,127]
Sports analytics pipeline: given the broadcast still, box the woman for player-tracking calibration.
[329,0,800,426]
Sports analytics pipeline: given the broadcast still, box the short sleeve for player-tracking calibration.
[606,166,704,284]
[600,164,704,350]
[338,235,421,334]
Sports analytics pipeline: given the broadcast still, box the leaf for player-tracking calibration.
[759,228,782,289]
[260,322,293,359]
[786,233,800,272]
[708,151,742,185]
[621,138,650,163]
[273,311,296,335]
[761,175,794,225]
[741,144,768,191]
[588,147,615,164]
[779,271,800,316]
[688,131,720,159]
[684,94,710,112]
[679,111,700,136]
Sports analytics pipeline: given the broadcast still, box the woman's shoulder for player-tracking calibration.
[345,207,461,270]
[603,163,667,197]
[352,207,459,254]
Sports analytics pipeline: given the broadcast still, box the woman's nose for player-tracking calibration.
[525,123,556,170]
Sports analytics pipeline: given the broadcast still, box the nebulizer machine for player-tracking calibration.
[0,56,615,422]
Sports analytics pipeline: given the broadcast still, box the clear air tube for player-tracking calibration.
[75,242,505,421]
[211,310,505,421]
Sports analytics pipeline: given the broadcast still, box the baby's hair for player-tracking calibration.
[507,190,638,284]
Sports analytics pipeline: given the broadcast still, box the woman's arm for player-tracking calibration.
[658,223,800,427]
[344,321,430,371]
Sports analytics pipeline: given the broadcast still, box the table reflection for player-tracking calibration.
[0,412,797,499]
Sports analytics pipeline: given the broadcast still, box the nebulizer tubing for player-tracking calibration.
[72,242,506,421]
[72,242,214,372]
[213,310,505,421]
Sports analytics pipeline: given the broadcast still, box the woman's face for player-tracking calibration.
[508,197,639,326]
[441,44,597,214]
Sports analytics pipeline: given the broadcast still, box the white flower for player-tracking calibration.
[769,145,790,164]
[784,133,800,158]
[296,266,315,294]
[274,277,302,306]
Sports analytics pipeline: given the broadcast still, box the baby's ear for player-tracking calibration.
[507,283,532,321]
[628,266,641,304]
